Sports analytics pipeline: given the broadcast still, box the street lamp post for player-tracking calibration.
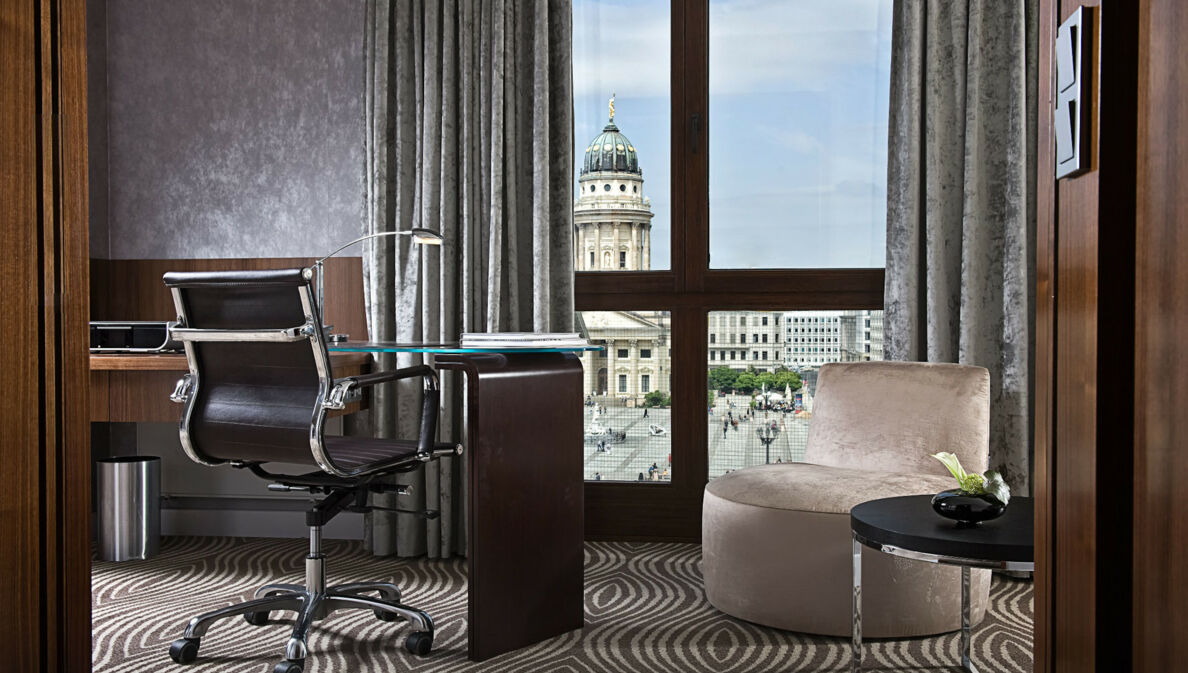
[756,423,780,465]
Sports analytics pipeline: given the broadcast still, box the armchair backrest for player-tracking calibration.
[163,268,332,468]
[802,361,990,476]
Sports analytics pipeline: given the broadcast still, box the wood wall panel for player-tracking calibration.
[1044,2,1138,672]
[1,2,46,669]
[91,256,369,340]
[1,0,92,669]
[1133,0,1188,669]
[1033,1,1058,670]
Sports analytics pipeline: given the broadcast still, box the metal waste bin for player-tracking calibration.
[97,456,161,561]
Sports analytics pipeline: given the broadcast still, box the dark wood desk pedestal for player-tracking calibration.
[435,352,585,661]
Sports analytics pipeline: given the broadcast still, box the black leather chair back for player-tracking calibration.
[164,269,328,465]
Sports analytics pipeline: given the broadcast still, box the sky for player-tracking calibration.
[572,0,893,269]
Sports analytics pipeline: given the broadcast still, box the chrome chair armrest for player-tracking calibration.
[323,365,437,410]
[170,373,194,404]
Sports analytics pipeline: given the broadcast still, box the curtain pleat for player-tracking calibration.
[363,0,573,557]
[885,0,1037,494]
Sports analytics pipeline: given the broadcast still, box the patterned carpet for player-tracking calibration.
[93,537,1033,672]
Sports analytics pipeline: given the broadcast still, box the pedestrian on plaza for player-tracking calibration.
[723,426,728,438]
[638,472,645,482]
[643,407,648,418]
[595,472,602,481]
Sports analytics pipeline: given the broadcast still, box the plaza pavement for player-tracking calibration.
[582,394,813,482]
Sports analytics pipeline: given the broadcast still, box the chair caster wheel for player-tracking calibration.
[244,611,269,626]
[168,638,200,664]
[374,608,400,622]
[273,659,304,673]
[405,630,433,656]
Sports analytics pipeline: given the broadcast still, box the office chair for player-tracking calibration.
[162,268,462,673]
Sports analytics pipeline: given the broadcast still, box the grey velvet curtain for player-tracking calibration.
[362,0,574,557]
[884,0,1037,494]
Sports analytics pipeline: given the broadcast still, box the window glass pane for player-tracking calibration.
[573,1,671,271]
[706,309,883,478]
[578,310,673,483]
[708,1,893,268]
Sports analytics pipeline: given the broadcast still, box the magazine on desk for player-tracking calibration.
[460,332,590,348]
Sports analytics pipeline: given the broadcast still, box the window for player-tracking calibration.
[617,348,628,358]
[589,251,594,266]
[575,2,887,537]
[762,317,768,326]
[619,251,626,268]
[574,1,670,272]
[762,334,768,343]
[576,310,672,483]
[752,333,759,343]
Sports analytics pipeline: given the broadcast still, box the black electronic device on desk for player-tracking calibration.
[89,321,181,353]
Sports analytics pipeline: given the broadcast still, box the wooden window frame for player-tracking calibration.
[578,2,884,541]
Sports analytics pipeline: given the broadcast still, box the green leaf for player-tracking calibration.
[931,452,967,482]
[983,471,1011,505]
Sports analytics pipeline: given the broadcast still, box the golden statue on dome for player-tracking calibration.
[609,92,616,122]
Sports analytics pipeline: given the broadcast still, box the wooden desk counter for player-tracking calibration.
[89,352,371,422]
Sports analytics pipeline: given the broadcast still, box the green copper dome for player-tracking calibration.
[581,122,641,176]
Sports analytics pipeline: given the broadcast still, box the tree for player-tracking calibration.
[643,390,670,408]
[774,370,802,392]
[708,366,739,391]
[735,372,758,394]
[756,372,778,390]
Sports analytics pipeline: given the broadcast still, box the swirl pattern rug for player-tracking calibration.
[93,537,1033,672]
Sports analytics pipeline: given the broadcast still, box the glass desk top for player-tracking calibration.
[327,341,602,354]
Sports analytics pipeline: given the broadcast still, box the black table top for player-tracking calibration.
[851,495,1034,563]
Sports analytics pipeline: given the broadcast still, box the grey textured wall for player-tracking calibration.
[98,0,364,259]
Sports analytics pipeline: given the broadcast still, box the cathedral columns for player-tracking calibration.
[630,339,639,399]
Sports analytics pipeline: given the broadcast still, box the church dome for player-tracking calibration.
[581,122,641,176]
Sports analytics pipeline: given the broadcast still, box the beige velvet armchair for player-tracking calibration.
[701,360,993,637]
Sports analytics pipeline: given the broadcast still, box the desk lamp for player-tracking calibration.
[313,228,443,338]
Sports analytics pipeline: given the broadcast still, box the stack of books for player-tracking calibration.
[459,332,590,349]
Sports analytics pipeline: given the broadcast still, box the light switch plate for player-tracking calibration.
[1055,7,1092,179]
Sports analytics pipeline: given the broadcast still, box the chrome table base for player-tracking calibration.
[851,535,984,673]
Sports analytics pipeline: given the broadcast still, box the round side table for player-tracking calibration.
[850,495,1034,673]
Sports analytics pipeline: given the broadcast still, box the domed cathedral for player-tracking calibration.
[574,95,654,271]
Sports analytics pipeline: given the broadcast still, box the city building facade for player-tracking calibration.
[707,311,784,371]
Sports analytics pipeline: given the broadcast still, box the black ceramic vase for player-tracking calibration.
[931,489,1007,528]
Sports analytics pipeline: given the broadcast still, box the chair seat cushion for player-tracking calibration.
[705,462,954,515]
[322,436,422,470]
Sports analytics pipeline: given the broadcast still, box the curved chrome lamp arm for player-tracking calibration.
[313,228,443,326]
